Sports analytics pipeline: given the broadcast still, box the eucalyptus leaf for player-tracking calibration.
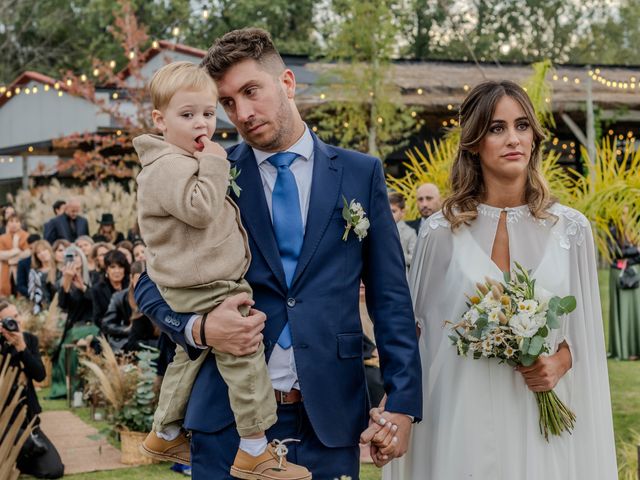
[528,335,545,356]
[559,296,577,314]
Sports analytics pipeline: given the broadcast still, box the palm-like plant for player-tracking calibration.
[385,60,640,261]
[0,354,35,480]
[563,138,640,261]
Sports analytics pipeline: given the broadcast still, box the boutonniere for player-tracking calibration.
[228,166,242,197]
[342,195,370,241]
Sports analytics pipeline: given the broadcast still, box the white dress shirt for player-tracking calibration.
[185,124,315,393]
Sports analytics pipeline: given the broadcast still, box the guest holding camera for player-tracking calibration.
[28,240,60,314]
[0,299,64,478]
[49,246,99,399]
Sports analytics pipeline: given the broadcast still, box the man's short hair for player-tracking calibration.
[388,192,406,209]
[52,200,66,214]
[27,233,41,245]
[149,61,217,111]
[201,28,286,80]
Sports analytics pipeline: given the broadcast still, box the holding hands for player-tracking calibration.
[360,396,413,467]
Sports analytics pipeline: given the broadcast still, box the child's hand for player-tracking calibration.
[195,136,227,160]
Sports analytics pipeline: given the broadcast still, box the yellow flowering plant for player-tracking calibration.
[448,262,577,441]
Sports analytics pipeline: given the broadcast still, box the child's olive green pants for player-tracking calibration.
[153,279,277,437]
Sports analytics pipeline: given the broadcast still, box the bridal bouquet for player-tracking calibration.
[448,263,577,441]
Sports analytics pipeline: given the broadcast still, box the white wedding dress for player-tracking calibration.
[383,203,618,480]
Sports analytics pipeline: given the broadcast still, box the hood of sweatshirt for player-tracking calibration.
[133,133,193,167]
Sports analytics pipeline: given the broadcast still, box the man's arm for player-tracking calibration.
[133,271,201,359]
[362,160,422,420]
[134,272,267,360]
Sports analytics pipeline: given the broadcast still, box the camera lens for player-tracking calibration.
[1,317,18,332]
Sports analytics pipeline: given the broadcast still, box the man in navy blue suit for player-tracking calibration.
[44,198,89,244]
[135,28,421,479]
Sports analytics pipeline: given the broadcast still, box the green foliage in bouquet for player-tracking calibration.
[449,263,577,441]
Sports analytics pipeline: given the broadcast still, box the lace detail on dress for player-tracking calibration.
[548,203,589,249]
[477,204,530,224]
[423,212,450,236]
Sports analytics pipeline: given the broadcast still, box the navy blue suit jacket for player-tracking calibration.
[16,256,31,297]
[135,133,422,447]
[44,214,89,244]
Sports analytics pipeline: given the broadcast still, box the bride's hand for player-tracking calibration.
[516,342,572,392]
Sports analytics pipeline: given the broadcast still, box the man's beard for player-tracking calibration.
[242,94,293,152]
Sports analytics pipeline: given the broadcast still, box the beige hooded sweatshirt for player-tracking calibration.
[134,134,250,288]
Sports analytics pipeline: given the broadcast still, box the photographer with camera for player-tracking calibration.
[0,299,64,478]
[49,246,99,399]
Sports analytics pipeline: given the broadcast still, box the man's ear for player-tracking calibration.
[281,69,296,99]
[152,109,166,132]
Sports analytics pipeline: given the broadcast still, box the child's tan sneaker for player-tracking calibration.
[230,439,312,480]
[139,430,190,465]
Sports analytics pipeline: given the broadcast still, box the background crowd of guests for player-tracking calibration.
[0,198,162,478]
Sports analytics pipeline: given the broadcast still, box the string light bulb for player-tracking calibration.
[172,27,180,37]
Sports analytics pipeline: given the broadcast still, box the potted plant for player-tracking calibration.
[80,337,158,465]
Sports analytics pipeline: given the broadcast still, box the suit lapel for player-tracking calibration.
[291,135,343,287]
[229,143,288,292]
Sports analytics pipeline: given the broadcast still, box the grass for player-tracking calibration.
[32,270,638,479]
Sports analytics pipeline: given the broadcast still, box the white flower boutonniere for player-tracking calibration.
[342,195,370,241]
[228,166,242,197]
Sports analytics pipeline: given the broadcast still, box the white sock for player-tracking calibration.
[156,424,182,441]
[239,436,268,457]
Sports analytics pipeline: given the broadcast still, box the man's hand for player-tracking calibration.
[516,342,572,392]
[195,136,227,159]
[360,396,413,467]
[192,292,266,356]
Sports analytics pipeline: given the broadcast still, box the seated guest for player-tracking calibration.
[88,242,114,285]
[75,235,96,280]
[44,198,89,244]
[0,213,30,297]
[16,233,42,298]
[0,204,16,235]
[102,261,157,352]
[49,246,98,399]
[42,200,66,242]
[127,220,143,244]
[51,239,71,272]
[90,250,129,330]
[28,240,60,314]
[116,240,134,265]
[0,299,65,478]
[132,241,146,263]
[93,213,125,244]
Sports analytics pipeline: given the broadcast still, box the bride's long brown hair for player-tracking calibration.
[442,80,554,230]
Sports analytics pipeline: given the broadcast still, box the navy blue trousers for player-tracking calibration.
[190,403,360,480]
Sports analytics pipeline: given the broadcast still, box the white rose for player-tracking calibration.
[509,312,541,338]
[354,217,370,239]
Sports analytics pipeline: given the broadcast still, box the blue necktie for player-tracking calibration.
[268,152,303,349]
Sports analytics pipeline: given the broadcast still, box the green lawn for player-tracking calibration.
[33,270,637,479]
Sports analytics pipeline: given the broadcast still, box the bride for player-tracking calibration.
[383,80,617,479]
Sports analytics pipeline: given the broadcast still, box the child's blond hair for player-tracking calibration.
[149,61,217,111]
